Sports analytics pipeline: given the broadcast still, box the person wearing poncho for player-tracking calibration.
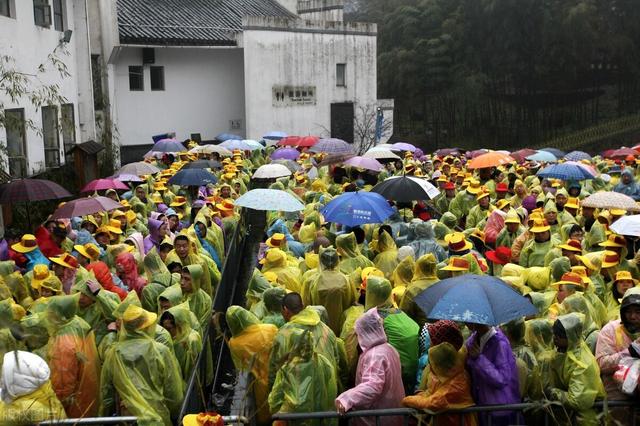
[160,303,202,384]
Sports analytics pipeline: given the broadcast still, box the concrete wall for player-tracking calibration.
[242,17,377,148]
[0,0,92,176]
[297,0,344,21]
[112,47,246,145]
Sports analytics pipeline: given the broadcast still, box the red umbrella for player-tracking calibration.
[510,148,537,162]
[277,136,301,147]
[608,147,640,159]
[278,135,319,148]
[80,178,129,194]
[50,196,123,219]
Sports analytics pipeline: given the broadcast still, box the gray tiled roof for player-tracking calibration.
[117,0,296,46]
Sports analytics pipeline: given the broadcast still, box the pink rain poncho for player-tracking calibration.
[484,210,506,246]
[115,252,147,296]
[336,308,405,426]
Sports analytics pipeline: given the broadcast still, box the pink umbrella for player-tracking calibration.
[80,178,129,194]
[343,156,383,172]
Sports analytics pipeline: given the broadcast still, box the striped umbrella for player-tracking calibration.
[564,151,592,162]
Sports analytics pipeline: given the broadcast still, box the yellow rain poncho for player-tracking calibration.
[549,313,605,425]
[161,303,202,384]
[372,231,399,280]
[226,306,278,424]
[261,286,287,328]
[268,328,338,425]
[561,293,600,353]
[524,318,555,392]
[100,305,183,426]
[0,300,25,371]
[307,248,355,335]
[399,254,438,327]
[502,318,541,399]
[157,284,201,335]
[261,248,302,293]
[165,234,216,296]
[336,233,374,276]
[391,255,414,288]
[71,271,121,346]
[246,269,272,311]
[180,264,212,332]
[141,248,179,314]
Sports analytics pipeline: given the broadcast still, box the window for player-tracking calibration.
[33,0,52,27]
[52,0,64,31]
[42,106,60,168]
[1,0,12,18]
[336,63,346,87]
[150,66,165,91]
[5,109,27,177]
[61,103,75,152]
[129,66,144,91]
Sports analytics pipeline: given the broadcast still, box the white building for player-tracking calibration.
[0,0,95,177]
[90,0,384,162]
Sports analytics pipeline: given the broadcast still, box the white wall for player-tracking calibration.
[242,17,377,147]
[0,0,89,176]
[112,47,246,145]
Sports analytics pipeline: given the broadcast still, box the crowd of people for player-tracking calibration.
[0,141,639,426]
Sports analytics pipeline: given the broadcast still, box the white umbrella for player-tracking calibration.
[189,144,233,156]
[116,162,160,176]
[252,164,292,179]
[235,189,304,212]
[611,215,640,237]
[243,139,264,150]
[582,191,640,212]
[363,148,401,160]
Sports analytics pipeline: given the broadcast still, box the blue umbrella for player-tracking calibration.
[413,275,537,325]
[168,169,217,186]
[242,139,264,150]
[540,147,566,158]
[321,191,395,226]
[564,150,592,161]
[526,150,557,162]
[263,131,288,140]
[537,163,595,180]
[216,133,243,142]
[220,139,252,151]
[152,138,185,153]
[235,189,304,212]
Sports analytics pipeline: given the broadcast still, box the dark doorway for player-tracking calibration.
[331,102,354,142]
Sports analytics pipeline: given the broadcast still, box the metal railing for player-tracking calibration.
[39,415,250,425]
[272,400,639,426]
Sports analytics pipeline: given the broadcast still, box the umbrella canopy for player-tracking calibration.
[314,153,356,168]
[564,150,592,161]
[467,149,488,159]
[182,160,222,170]
[168,169,217,186]
[434,148,461,157]
[372,176,440,202]
[391,142,416,152]
[242,139,264,150]
[220,139,253,151]
[467,152,514,169]
[363,148,401,161]
[80,178,128,194]
[581,191,640,211]
[271,148,300,160]
[110,173,143,183]
[540,147,566,158]
[536,163,596,181]
[309,138,354,155]
[271,159,302,173]
[0,178,72,204]
[188,144,232,156]
[252,164,292,179]
[151,138,185,153]
[343,156,383,172]
[50,196,122,219]
[216,133,243,142]
[235,189,304,212]
[116,162,161,176]
[510,148,537,162]
[608,147,640,159]
[278,135,319,148]
[413,274,537,325]
[526,151,557,162]
[321,191,394,226]
[611,215,640,237]
[263,131,288,140]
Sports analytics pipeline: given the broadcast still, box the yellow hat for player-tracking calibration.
[599,234,626,248]
[613,270,638,285]
[125,210,138,225]
[49,253,79,269]
[445,232,473,252]
[216,199,235,212]
[466,180,482,194]
[122,305,157,330]
[601,250,621,269]
[40,275,63,294]
[266,233,286,248]
[170,196,187,207]
[610,208,626,216]
[154,182,168,192]
[565,197,580,210]
[496,199,511,210]
[295,174,307,184]
[440,257,470,272]
[182,412,224,426]
[81,215,99,228]
[504,210,520,224]
[150,192,163,204]
[31,264,51,290]
[107,218,123,235]
[263,271,278,283]
[11,234,38,253]
[74,243,101,262]
[550,272,586,289]
[94,226,112,238]
[223,172,236,180]
[259,248,286,265]
[361,266,385,282]
[529,219,550,233]
[557,239,583,253]
[570,266,592,285]
[476,189,490,201]
[436,175,448,183]
[111,209,126,220]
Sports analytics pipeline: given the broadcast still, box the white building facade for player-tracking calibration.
[0,0,95,177]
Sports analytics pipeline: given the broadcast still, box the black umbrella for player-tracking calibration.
[371,176,440,202]
[0,178,72,228]
[182,160,222,170]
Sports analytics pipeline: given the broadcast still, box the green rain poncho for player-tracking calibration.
[365,276,419,392]
[307,248,355,335]
[268,328,338,425]
[181,264,212,332]
[336,232,374,276]
[157,284,201,335]
[399,254,439,327]
[162,303,202,384]
[448,189,476,221]
[561,293,600,353]
[525,318,555,393]
[549,313,605,426]
[246,269,272,313]
[226,306,278,424]
[261,286,286,328]
[372,230,399,280]
[391,255,414,288]
[0,300,25,371]
[261,248,302,293]
[100,305,184,426]
[71,274,120,346]
[502,318,541,399]
[519,235,560,268]
[141,248,178,313]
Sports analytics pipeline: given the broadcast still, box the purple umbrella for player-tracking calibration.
[51,196,123,219]
[309,138,354,155]
[110,173,143,183]
[415,148,424,158]
[392,142,416,152]
[271,148,300,160]
[0,178,72,204]
[151,138,186,153]
[435,148,461,157]
[343,156,383,172]
[467,149,489,159]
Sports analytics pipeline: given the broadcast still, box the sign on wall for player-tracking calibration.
[273,85,317,106]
